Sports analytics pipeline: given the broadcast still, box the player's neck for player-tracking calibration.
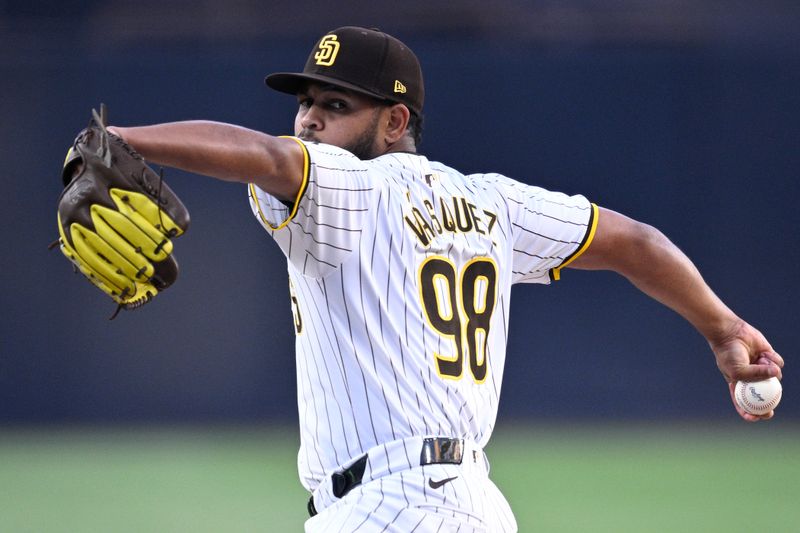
[384,136,417,155]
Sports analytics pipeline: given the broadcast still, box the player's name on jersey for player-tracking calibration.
[404,193,498,247]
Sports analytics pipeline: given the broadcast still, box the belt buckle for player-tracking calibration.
[420,437,463,465]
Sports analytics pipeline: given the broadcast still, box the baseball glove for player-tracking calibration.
[54,105,190,317]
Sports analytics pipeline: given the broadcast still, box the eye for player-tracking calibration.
[326,99,347,111]
[298,97,312,109]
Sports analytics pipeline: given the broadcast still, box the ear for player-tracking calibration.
[383,104,411,145]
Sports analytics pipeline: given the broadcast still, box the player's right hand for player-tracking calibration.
[709,319,783,421]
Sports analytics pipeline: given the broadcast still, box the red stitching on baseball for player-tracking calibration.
[737,381,780,414]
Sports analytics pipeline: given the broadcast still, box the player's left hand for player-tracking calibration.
[54,104,190,317]
[709,319,783,421]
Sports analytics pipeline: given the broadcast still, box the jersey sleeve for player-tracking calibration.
[489,175,597,284]
[248,139,378,278]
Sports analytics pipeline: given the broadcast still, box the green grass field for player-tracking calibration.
[1,422,798,532]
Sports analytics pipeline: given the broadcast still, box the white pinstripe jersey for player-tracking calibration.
[249,139,597,491]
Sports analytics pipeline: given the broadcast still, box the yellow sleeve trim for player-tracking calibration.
[551,202,599,281]
[249,136,310,231]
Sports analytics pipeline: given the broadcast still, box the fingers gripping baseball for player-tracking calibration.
[712,322,783,382]
[710,320,784,421]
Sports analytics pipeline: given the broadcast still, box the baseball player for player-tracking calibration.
[107,26,783,532]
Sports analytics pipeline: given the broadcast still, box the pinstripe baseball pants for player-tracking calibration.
[305,436,518,532]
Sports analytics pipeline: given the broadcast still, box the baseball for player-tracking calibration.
[734,377,782,415]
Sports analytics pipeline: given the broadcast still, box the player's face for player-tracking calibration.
[294,83,388,160]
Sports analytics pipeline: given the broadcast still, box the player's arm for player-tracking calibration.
[568,207,783,420]
[108,121,305,202]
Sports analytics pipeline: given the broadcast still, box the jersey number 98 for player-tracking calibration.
[419,257,498,383]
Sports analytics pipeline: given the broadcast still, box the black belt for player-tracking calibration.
[307,437,464,517]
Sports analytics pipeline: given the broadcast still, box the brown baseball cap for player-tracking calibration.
[265,26,424,116]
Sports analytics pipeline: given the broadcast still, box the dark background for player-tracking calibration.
[2,1,798,425]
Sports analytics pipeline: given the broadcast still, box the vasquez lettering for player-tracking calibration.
[404,194,497,247]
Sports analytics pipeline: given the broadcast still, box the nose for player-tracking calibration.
[299,105,322,131]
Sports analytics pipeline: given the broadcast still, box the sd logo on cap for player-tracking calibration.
[266,26,425,117]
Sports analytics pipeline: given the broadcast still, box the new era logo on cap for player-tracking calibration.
[265,26,425,116]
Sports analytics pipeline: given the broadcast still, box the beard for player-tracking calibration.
[342,112,382,160]
[298,109,382,160]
